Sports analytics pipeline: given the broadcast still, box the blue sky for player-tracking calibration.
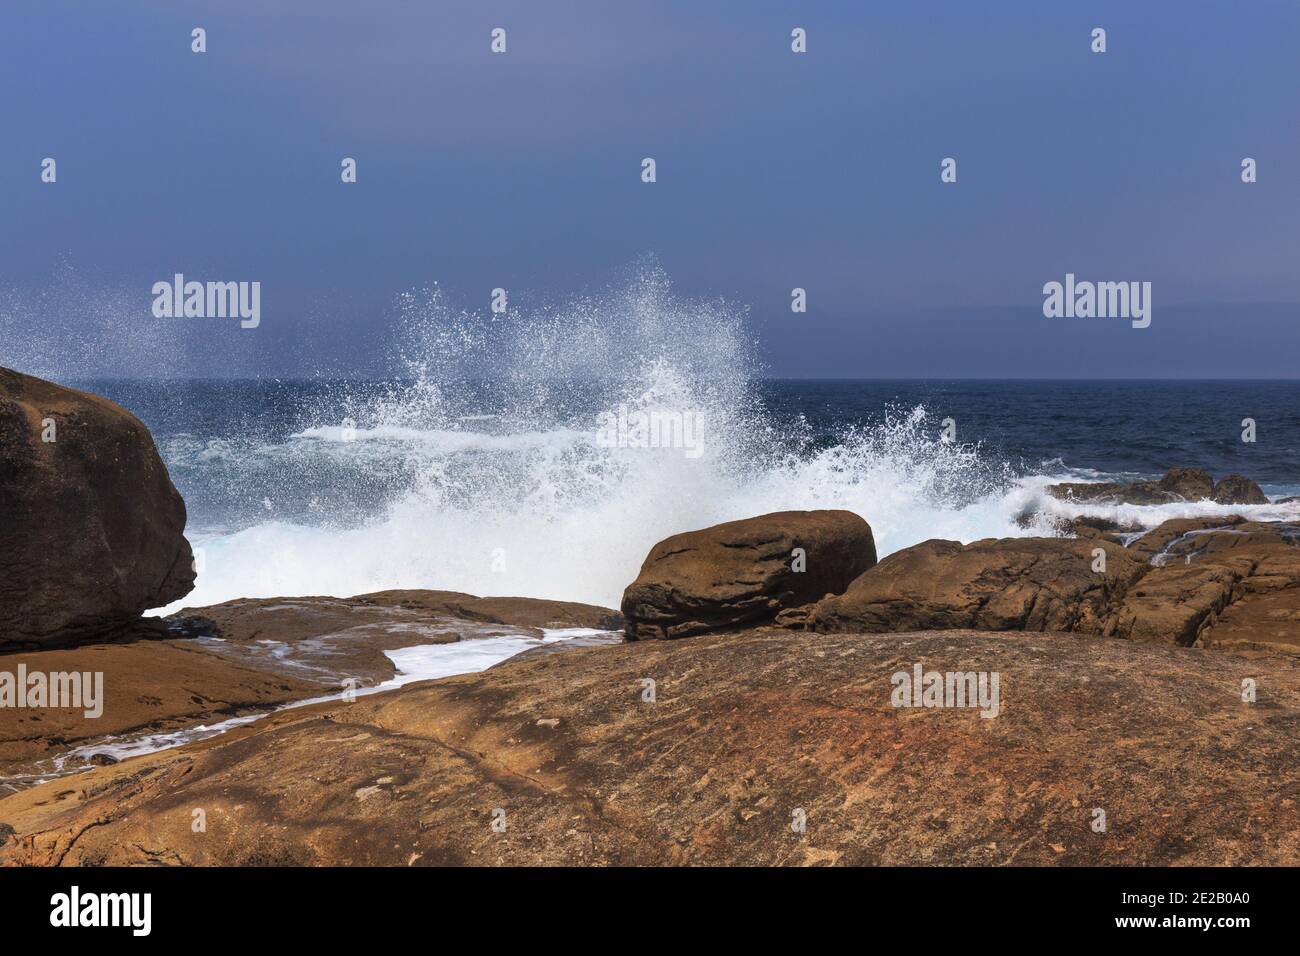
[2,0,1298,377]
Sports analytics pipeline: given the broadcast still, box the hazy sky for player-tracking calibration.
[2,0,1298,378]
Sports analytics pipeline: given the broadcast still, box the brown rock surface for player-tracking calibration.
[0,641,321,794]
[0,367,195,645]
[1,590,619,792]
[1068,515,1140,540]
[1108,562,1246,647]
[621,510,876,639]
[773,517,1300,651]
[1,628,1296,866]
[1202,545,1300,653]
[174,590,622,645]
[1045,480,1132,504]
[1112,518,1300,651]
[807,538,1146,634]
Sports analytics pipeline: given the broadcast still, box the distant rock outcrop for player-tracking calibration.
[0,368,195,645]
[621,510,876,639]
[1212,474,1269,505]
[1047,479,1166,505]
[1157,467,1214,500]
[1048,466,1268,506]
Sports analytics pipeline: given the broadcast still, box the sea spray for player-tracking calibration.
[121,265,1300,615]
[156,264,1035,612]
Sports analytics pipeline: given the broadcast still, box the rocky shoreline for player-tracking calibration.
[2,368,1299,865]
[0,590,620,793]
[3,628,1297,866]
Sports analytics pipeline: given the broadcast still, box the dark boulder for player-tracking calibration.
[1158,468,1214,501]
[1212,474,1269,505]
[0,368,195,645]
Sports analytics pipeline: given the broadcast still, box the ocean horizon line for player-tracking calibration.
[60,374,1300,385]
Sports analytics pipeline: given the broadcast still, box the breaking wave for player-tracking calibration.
[144,263,1298,612]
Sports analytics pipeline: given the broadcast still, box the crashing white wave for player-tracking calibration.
[169,413,1025,611]
[157,264,1300,614]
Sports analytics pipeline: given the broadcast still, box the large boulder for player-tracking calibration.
[1158,467,1214,500]
[621,510,876,639]
[1212,474,1269,505]
[807,537,1148,634]
[0,368,195,645]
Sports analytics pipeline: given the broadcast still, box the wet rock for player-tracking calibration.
[1,590,619,791]
[1212,474,1269,505]
[1114,517,1300,651]
[1068,515,1141,544]
[1071,515,1137,535]
[174,590,620,646]
[1126,516,1248,563]
[1047,479,1177,505]
[1157,467,1214,501]
[1046,481,1136,504]
[1049,467,1232,506]
[164,615,221,639]
[621,510,876,639]
[0,638,324,788]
